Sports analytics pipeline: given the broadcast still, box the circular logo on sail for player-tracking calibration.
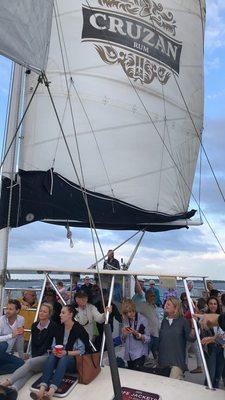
[82,0,182,85]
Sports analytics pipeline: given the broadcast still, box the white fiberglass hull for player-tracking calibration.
[14,366,224,400]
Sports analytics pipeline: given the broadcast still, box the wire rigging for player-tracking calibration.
[83,0,225,254]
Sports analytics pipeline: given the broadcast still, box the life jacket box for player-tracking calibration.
[114,387,161,399]
[30,374,78,398]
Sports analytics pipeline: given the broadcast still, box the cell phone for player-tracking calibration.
[215,336,225,346]
[125,326,133,332]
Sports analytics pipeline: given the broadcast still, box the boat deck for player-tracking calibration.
[14,365,224,400]
[1,353,223,400]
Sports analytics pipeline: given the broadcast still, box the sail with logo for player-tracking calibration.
[0,0,205,232]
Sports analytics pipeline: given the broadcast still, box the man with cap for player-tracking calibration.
[146,280,162,307]
[80,276,93,303]
[132,277,146,304]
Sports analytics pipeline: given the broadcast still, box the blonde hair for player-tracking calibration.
[165,297,183,318]
[121,299,136,316]
[40,302,53,317]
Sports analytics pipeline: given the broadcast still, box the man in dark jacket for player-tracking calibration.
[103,250,120,270]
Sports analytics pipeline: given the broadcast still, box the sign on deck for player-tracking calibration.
[115,387,161,400]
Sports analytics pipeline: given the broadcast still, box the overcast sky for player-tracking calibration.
[1,1,225,281]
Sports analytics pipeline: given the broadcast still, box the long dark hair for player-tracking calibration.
[207,296,220,314]
[63,304,77,320]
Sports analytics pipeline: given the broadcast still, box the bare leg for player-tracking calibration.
[0,378,11,387]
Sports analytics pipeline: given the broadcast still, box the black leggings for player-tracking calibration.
[127,355,145,371]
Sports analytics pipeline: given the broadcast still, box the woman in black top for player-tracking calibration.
[0,303,56,397]
[32,304,90,400]
[201,297,224,388]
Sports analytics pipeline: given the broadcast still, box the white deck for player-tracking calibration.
[12,366,223,400]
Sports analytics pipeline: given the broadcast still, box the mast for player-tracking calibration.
[0,63,24,307]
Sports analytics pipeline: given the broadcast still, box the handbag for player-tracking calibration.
[75,351,101,384]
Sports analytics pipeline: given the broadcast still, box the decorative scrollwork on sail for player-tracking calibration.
[140,0,176,36]
[95,45,171,85]
[97,0,176,35]
[97,0,140,15]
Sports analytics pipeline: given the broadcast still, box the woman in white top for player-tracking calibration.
[74,291,111,342]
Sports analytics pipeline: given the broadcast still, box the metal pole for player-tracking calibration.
[0,284,5,315]
[203,277,209,293]
[88,231,140,269]
[0,64,23,307]
[125,231,145,269]
[26,274,48,354]
[122,276,126,299]
[45,273,67,305]
[100,275,115,366]
[104,323,122,400]
[183,278,213,389]
[69,273,73,304]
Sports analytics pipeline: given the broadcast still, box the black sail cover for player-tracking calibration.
[0,170,196,231]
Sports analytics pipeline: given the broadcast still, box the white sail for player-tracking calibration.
[0,0,54,72]
[1,0,206,230]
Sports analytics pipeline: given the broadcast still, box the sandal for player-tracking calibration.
[30,392,39,400]
[42,394,52,400]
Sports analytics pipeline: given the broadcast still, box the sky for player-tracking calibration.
[1,1,225,281]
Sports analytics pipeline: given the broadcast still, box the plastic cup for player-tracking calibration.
[19,326,24,335]
[55,345,63,355]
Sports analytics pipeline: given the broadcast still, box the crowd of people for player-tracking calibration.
[0,257,225,398]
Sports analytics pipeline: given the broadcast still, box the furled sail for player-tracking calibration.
[0,0,54,72]
[0,0,206,231]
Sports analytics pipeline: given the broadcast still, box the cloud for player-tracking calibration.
[205,57,221,75]
[205,0,225,51]
[8,215,225,281]
[0,56,11,95]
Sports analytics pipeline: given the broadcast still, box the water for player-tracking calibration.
[4,278,225,302]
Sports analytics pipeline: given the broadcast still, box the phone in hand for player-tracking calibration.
[125,326,133,333]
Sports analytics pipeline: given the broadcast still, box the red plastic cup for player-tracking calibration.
[55,345,63,355]
[18,326,24,335]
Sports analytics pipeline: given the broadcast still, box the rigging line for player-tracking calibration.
[70,78,116,202]
[173,73,225,204]
[199,206,225,255]
[88,230,141,269]
[199,145,203,221]
[53,3,110,308]
[53,3,86,189]
[124,73,197,205]
[53,3,121,297]
[43,73,111,308]
[67,3,225,256]
[52,81,72,169]
[156,84,166,212]
[54,2,105,295]
[0,63,14,170]
[82,0,213,242]
[54,1,116,202]
[0,77,41,171]
[198,0,205,51]
[161,84,187,212]
[83,0,199,208]
[123,66,225,252]
[0,62,14,200]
